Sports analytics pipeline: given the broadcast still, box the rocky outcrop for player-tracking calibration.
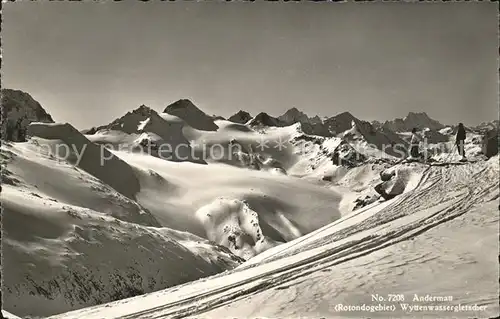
[324,112,357,135]
[374,166,412,200]
[353,194,380,211]
[299,122,332,137]
[1,89,54,142]
[330,141,366,168]
[482,128,498,158]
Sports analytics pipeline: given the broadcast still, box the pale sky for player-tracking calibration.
[2,1,498,129]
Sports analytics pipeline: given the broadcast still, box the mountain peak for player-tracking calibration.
[405,111,431,119]
[324,111,357,122]
[163,99,198,112]
[1,88,54,141]
[323,112,359,136]
[384,111,445,132]
[285,107,302,114]
[278,107,316,126]
[131,104,155,116]
[280,107,306,116]
[163,99,218,131]
[248,112,284,127]
[228,110,252,124]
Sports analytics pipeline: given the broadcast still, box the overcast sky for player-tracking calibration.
[3,1,498,129]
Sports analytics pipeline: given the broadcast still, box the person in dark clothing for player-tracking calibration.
[456,123,466,159]
[409,128,421,159]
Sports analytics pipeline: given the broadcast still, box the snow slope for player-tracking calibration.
[1,310,23,319]
[21,120,350,258]
[1,141,243,317]
[2,120,349,316]
[48,158,499,319]
[109,149,344,258]
[4,99,497,319]
[2,185,241,317]
[27,122,141,199]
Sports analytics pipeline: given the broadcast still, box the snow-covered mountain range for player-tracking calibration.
[375,111,446,132]
[1,89,498,318]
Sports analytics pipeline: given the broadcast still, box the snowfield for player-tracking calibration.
[1,141,245,317]
[109,149,344,256]
[45,157,499,319]
[2,121,344,317]
[2,99,498,319]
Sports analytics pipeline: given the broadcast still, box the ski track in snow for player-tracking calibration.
[48,160,499,319]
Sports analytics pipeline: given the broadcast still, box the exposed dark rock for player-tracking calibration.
[324,112,407,158]
[1,89,54,142]
[352,194,380,211]
[382,112,445,132]
[248,112,285,127]
[228,111,252,124]
[482,128,498,158]
[330,141,366,168]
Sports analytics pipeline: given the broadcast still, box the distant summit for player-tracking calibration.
[1,89,54,142]
[228,110,252,124]
[277,108,330,136]
[248,112,285,128]
[473,120,499,132]
[87,104,158,134]
[163,99,218,131]
[309,115,323,125]
[83,103,203,163]
[382,112,445,132]
[278,107,324,126]
[324,112,358,135]
[278,107,309,125]
[324,111,406,157]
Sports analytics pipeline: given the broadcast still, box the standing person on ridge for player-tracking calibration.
[409,128,421,160]
[455,123,467,161]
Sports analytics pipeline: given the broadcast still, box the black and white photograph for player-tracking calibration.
[1,2,498,319]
